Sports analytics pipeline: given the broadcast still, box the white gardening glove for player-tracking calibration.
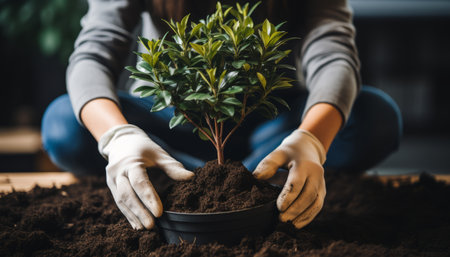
[253,129,326,229]
[98,124,194,230]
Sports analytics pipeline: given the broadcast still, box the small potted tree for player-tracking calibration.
[126,1,297,245]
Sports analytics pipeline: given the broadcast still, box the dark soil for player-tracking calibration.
[1,170,450,256]
[162,160,279,213]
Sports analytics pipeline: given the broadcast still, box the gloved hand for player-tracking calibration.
[253,129,326,229]
[98,124,194,230]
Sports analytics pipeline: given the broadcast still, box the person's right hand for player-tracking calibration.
[98,124,194,230]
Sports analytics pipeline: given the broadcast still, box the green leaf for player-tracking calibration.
[163,19,178,35]
[133,85,155,93]
[197,71,212,88]
[137,61,152,73]
[232,20,240,33]
[211,40,223,53]
[249,76,259,85]
[185,93,212,101]
[257,72,267,89]
[158,32,168,51]
[140,88,159,98]
[278,64,296,70]
[218,70,227,89]
[272,81,293,90]
[179,14,190,38]
[275,21,287,30]
[235,2,242,13]
[151,51,162,66]
[151,97,169,112]
[164,40,179,50]
[160,90,172,106]
[239,42,252,52]
[242,27,254,39]
[190,43,205,56]
[206,68,217,86]
[190,23,203,39]
[141,53,152,64]
[248,1,261,17]
[232,60,246,69]
[263,100,278,116]
[216,105,235,117]
[219,71,239,89]
[173,34,183,46]
[138,37,150,52]
[125,66,143,74]
[269,96,291,110]
[243,63,250,71]
[222,97,242,106]
[169,113,185,129]
[222,25,236,45]
[179,101,197,111]
[198,127,212,141]
[266,50,289,62]
[262,19,272,35]
[130,74,155,83]
[258,29,270,48]
[217,117,230,123]
[268,31,288,48]
[222,85,244,94]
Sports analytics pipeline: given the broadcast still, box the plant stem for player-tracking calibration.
[204,114,223,164]
[216,144,224,165]
[222,94,248,147]
[182,112,216,147]
[213,117,225,165]
[204,114,216,138]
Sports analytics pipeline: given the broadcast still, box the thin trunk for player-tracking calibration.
[214,118,224,165]
[216,144,224,165]
[182,112,216,146]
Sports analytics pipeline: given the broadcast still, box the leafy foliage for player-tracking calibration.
[127,1,297,163]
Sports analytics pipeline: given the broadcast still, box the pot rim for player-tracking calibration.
[162,199,276,216]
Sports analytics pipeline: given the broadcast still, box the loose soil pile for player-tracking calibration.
[162,160,279,213]
[1,169,449,256]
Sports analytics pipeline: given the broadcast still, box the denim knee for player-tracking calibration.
[41,95,106,175]
[326,86,403,172]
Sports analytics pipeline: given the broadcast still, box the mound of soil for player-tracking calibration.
[162,160,279,213]
[1,170,449,256]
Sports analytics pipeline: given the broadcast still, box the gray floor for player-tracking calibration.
[367,134,450,175]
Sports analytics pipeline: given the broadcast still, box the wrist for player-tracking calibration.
[98,124,145,160]
[299,103,342,152]
[292,129,326,165]
[81,98,128,141]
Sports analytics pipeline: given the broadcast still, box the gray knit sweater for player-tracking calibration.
[67,0,360,125]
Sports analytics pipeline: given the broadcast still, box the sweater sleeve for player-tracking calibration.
[300,0,361,124]
[66,0,143,124]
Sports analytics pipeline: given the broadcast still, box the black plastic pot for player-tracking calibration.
[156,200,278,245]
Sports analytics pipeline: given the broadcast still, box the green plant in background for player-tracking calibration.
[127,2,297,165]
[0,0,87,63]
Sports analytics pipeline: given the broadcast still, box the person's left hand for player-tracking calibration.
[253,129,326,229]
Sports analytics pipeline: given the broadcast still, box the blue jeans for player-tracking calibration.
[41,86,402,175]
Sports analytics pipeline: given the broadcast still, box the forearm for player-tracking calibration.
[80,98,128,141]
[299,103,342,153]
[67,0,142,125]
[301,0,360,124]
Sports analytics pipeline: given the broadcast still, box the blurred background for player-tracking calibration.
[0,0,449,174]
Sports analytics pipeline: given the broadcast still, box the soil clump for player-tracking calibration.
[1,170,449,256]
[162,160,279,213]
